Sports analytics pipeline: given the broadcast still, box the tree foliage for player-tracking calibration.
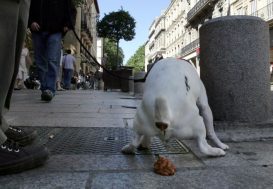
[97,9,136,69]
[97,9,136,42]
[126,44,145,72]
[103,38,124,70]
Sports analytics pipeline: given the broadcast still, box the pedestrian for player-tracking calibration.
[154,53,163,63]
[56,46,65,91]
[88,72,95,89]
[0,0,49,175]
[14,41,31,90]
[94,70,101,90]
[28,0,76,101]
[147,53,164,72]
[62,49,76,90]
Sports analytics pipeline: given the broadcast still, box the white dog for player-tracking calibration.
[122,58,229,156]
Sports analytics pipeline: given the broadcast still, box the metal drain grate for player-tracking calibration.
[21,127,189,155]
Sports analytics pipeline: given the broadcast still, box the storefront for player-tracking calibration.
[182,47,200,75]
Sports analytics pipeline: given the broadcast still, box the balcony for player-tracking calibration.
[148,29,155,39]
[186,0,219,28]
[181,38,199,56]
[251,2,273,25]
[154,28,166,39]
[149,41,155,50]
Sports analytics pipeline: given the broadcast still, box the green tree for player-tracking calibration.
[103,38,124,70]
[126,45,145,72]
[97,9,136,69]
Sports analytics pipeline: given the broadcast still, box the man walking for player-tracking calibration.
[28,0,76,101]
[62,49,76,90]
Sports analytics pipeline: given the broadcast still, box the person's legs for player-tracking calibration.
[15,70,25,89]
[45,32,62,94]
[63,69,70,89]
[67,69,74,89]
[32,32,47,92]
[1,0,37,146]
[0,0,49,175]
[14,76,22,90]
[56,66,64,90]
[0,1,20,144]
[32,32,61,100]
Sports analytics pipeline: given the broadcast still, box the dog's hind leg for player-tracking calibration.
[197,133,226,156]
[197,82,229,150]
[194,119,225,156]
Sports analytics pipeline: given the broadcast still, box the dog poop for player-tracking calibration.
[153,156,176,176]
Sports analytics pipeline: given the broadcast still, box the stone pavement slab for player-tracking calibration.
[0,172,90,189]
[5,90,137,128]
[2,165,273,189]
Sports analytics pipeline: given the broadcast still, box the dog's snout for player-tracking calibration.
[155,122,168,131]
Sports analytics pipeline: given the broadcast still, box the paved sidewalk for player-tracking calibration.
[1,89,273,189]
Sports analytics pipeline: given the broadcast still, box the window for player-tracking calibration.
[244,6,247,15]
[237,7,243,15]
[250,0,257,16]
[268,0,273,18]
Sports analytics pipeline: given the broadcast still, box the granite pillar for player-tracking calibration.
[134,71,146,95]
[200,16,271,122]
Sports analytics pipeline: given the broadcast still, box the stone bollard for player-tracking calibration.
[98,80,104,91]
[200,16,271,123]
[129,76,134,95]
[134,71,146,95]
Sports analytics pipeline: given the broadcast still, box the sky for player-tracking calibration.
[97,0,170,64]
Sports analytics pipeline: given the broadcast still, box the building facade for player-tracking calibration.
[145,18,159,66]
[64,0,100,74]
[145,0,273,74]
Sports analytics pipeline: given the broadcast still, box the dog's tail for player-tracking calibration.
[154,96,171,130]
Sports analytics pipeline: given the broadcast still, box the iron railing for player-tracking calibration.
[181,38,199,56]
[187,0,212,21]
[251,2,273,21]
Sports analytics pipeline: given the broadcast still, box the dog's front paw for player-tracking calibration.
[206,147,226,157]
[121,144,136,154]
[214,148,226,156]
[219,143,229,150]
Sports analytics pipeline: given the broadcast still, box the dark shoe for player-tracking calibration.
[41,90,54,102]
[0,139,49,175]
[5,126,37,146]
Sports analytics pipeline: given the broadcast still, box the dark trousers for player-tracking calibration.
[0,0,30,144]
[63,69,74,89]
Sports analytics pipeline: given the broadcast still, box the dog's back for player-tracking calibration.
[145,58,201,118]
[144,57,200,101]
[134,58,202,136]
